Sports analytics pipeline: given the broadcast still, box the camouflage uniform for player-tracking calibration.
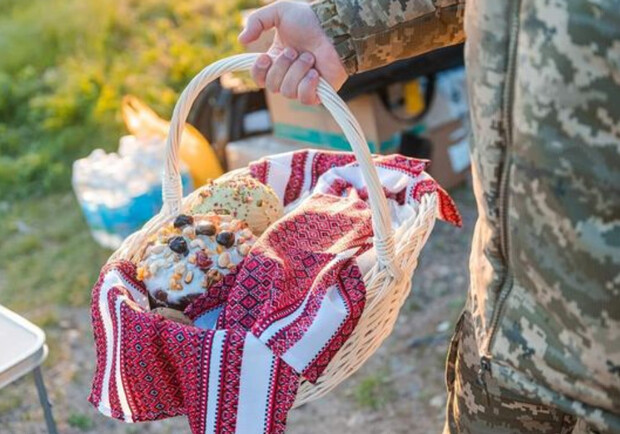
[311,0,620,432]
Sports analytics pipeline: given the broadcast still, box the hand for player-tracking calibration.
[238,1,347,105]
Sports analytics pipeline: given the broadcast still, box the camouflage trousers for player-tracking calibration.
[443,311,615,434]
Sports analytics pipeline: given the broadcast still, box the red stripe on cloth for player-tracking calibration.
[268,358,300,434]
[301,261,365,383]
[216,330,246,434]
[375,154,429,177]
[88,267,109,409]
[265,355,279,434]
[195,332,213,434]
[283,151,308,206]
[310,152,357,189]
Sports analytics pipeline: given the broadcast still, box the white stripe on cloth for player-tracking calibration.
[302,150,317,195]
[266,152,293,204]
[98,270,140,419]
[205,331,226,434]
[114,296,133,422]
[236,334,276,434]
[281,284,348,374]
[284,150,318,212]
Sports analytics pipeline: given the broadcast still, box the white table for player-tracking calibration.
[0,304,57,433]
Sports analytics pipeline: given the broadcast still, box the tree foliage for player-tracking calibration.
[0,0,257,199]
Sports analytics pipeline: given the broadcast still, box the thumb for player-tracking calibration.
[238,4,279,45]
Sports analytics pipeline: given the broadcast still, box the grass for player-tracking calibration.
[28,309,61,329]
[0,193,109,311]
[0,388,24,414]
[67,412,94,431]
[0,0,260,310]
[353,369,396,411]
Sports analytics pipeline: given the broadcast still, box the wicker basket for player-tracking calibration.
[107,53,438,407]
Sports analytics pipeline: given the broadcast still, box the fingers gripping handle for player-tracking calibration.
[163,53,401,278]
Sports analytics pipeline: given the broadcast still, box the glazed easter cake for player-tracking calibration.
[137,212,256,310]
[189,176,283,235]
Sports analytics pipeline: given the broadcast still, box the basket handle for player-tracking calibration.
[163,53,401,278]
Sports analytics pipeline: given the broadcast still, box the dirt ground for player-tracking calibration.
[0,180,476,434]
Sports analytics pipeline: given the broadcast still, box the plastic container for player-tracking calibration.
[72,136,193,249]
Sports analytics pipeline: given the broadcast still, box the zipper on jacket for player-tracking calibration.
[477,356,492,405]
[478,0,521,387]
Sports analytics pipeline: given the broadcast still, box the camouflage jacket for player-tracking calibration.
[312,0,620,430]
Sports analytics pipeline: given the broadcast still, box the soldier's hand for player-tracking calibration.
[239,1,347,105]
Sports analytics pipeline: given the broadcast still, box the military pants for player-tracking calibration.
[443,311,612,434]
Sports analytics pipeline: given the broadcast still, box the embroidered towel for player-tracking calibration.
[89,152,460,433]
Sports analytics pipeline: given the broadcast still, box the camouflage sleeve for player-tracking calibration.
[311,0,466,75]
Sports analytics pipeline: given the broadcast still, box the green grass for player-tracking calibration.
[0,0,263,310]
[0,388,24,414]
[67,412,94,431]
[0,193,110,310]
[353,370,396,411]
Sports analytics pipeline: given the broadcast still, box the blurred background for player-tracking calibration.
[0,0,474,432]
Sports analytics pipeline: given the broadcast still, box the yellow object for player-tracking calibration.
[404,80,425,115]
[122,95,223,187]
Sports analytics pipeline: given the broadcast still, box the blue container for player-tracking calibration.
[78,173,193,249]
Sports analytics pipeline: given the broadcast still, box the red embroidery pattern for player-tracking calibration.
[216,330,244,434]
[412,179,438,201]
[375,154,429,176]
[106,288,122,419]
[184,267,239,322]
[252,249,334,336]
[222,253,281,331]
[268,359,300,434]
[310,151,356,189]
[249,160,269,184]
[91,152,462,433]
[90,262,300,433]
[437,187,463,227]
[234,195,371,362]
[283,151,308,206]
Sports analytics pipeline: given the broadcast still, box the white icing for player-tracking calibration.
[140,216,256,307]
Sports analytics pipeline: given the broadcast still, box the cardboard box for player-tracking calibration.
[266,91,403,154]
[419,67,468,131]
[421,118,470,190]
[226,134,308,170]
[400,66,470,190]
